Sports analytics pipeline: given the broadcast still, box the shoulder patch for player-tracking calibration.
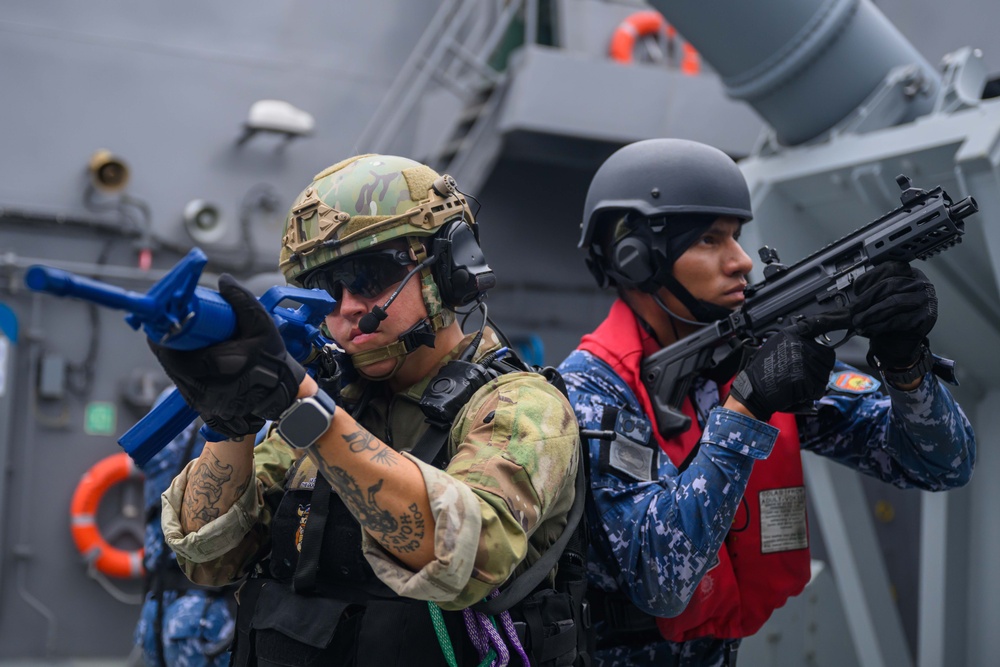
[598,409,657,482]
[828,370,880,395]
[609,440,654,481]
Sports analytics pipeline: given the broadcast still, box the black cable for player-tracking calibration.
[231,183,280,274]
[729,496,751,533]
[455,186,483,220]
[109,183,280,276]
[82,184,131,220]
[65,238,114,396]
[457,299,484,330]
[485,313,514,349]
[458,301,488,363]
[118,194,152,235]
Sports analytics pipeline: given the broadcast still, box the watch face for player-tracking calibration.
[279,401,331,448]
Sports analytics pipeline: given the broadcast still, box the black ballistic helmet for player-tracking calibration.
[580,138,753,292]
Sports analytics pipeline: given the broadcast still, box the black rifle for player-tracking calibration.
[641,175,979,438]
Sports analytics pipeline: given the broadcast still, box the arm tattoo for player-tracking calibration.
[318,463,428,556]
[324,465,398,534]
[343,429,379,453]
[386,503,427,554]
[184,451,234,527]
[371,447,399,467]
[315,429,429,557]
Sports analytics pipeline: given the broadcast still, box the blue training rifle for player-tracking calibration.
[24,247,336,466]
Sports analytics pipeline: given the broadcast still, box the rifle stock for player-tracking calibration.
[641,175,978,437]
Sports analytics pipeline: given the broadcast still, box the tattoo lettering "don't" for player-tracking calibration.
[386,503,427,554]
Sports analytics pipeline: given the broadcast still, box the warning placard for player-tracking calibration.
[759,486,808,553]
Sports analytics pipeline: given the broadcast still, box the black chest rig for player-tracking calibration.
[268,461,388,596]
[233,354,591,667]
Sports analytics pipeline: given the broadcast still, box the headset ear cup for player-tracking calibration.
[609,236,655,289]
[432,220,496,307]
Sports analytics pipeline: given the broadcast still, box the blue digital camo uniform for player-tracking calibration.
[558,351,975,667]
[135,416,235,667]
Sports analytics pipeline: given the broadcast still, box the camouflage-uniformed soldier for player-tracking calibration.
[154,154,583,666]
[557,139,976,667]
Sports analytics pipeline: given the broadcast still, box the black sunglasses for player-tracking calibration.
[303,249,413,300]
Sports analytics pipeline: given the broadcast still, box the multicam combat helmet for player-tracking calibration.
[280,153,474,322]
[279,154,474,376]
[280,154,471,286]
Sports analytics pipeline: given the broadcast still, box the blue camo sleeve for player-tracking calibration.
[798,361,975,490]
[559,350,777,617]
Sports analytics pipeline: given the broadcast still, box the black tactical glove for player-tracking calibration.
[149,274,306,439]
[850,261,937,370]
[729,315,839,422]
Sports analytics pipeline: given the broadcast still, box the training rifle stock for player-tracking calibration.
[24,248,336,466]
[640,175,979,438]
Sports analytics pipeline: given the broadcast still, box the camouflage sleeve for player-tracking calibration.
[799,362,975,490]
[361,372,579,610]
[559,349,778,616]
[361,455,483,602]
[161,431,297,586]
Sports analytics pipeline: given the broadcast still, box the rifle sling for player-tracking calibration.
[471,450,586,616]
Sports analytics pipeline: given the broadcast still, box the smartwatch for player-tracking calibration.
[276,389,338,449]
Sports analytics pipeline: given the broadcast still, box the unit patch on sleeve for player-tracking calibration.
[608,439,655,481]
[827,369,880,395]
[598,407,658,482]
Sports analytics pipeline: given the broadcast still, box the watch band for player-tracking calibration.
[878,345,933,387]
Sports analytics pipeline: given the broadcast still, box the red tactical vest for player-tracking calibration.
[579,300,811,641]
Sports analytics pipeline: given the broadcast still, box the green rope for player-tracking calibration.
[426,602,499,667]
[428,602,459,667]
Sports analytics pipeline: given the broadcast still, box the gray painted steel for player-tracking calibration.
[2,0,1000,664]
[0,306,17,616]
[0,0,441,660]
[802,452,913,667]
[497,46,763,163]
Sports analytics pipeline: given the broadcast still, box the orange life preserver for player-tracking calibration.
[609,10,701,75]
[70,452,145,578]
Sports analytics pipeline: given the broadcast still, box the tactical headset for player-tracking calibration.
[357,177,496,335]
[429,210,496,308]
[581,138,754,294]
[594,214,715,294]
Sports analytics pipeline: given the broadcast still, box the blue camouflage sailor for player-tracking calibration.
[559,137,976,666]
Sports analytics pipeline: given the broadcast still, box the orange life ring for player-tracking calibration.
[70,452,145,578]
[609,10,701,75]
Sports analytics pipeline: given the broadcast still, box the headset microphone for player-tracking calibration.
[358,306,386,334]
[358,254,438,334]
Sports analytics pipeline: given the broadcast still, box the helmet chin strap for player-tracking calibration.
[353,350,407,381]
[350,318,437,380]
[643,290,745,384]
[652,292,706,329]
[656,273,735,326]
